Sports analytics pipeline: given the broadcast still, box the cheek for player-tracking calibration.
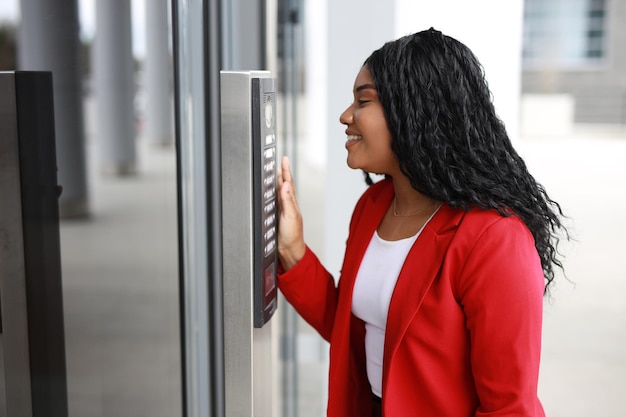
[374,123,393,149]
[356,108,390,135]
[370,111,392,141]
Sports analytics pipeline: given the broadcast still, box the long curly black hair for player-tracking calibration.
[364,28,568,291]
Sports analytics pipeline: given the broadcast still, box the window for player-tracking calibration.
[523,0,607,67]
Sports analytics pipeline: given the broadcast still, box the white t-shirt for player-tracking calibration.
[351,210,438,398]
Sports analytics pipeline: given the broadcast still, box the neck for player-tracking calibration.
[391,176,436,216]
[393,198,436,217]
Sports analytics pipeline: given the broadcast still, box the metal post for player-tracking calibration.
[0,70,34,417]
[0,70,68,417]
[278,1,301,415]
[144,0,174,146]
[172,0,224,416]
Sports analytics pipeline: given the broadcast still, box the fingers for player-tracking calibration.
[279,156,296,197]
[276,156,306,270]
[278,157,299,215]
[281,155,292,183]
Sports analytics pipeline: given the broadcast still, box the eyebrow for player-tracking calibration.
[355,83,377,93]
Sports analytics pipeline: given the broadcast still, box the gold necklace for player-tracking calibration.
[392,197,436,217]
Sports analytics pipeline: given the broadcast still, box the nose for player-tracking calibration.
[339,104,353,126]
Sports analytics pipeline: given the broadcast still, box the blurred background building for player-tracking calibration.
[521,0,626,135]
[0,0,624,416]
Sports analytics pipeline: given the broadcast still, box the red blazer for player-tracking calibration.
[278,178,546,417]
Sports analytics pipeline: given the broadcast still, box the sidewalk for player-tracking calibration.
[517,136,626,417]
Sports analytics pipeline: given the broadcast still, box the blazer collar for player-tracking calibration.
[381,202,463,392]
[339,178,464,313]
[327,178,466,413]
[337,178,465,348]
[364,178,464,235]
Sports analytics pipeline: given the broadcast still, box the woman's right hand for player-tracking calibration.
[277,156,306,271]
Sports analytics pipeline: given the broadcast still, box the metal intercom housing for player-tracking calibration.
[0,71,68,416]
[220,70,278,417]
[220,70,278,329]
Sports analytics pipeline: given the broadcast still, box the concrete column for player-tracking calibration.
[144,0,173,146]
[17,0,89,218]
[94,0,136,175]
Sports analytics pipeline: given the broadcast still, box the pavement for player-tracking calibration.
[56,128,626,416]
[517,135,626,417]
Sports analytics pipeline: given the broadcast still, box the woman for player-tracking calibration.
[277,28,567,417]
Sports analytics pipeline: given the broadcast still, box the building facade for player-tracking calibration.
[522,0,626,127]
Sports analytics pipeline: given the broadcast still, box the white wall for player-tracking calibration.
[305,0,396,277]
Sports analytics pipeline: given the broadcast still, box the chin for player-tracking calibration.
[346,159,361,171]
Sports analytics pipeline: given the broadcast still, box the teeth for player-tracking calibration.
[346,135,362,140]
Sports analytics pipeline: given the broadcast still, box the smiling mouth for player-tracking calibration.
[345,135,362,149]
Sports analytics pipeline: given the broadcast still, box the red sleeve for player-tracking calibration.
[455,215,546,417]
[277,180,388,343]
[277,246,338,341]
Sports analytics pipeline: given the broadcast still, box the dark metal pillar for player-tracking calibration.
[0,70,68,417]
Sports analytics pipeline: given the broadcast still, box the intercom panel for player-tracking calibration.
[220,71,277,330]
[251,77,278,327]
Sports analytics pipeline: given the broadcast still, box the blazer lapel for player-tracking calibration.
[327,180,394,412]
[382,204,464,377]
[336,181,395,311]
